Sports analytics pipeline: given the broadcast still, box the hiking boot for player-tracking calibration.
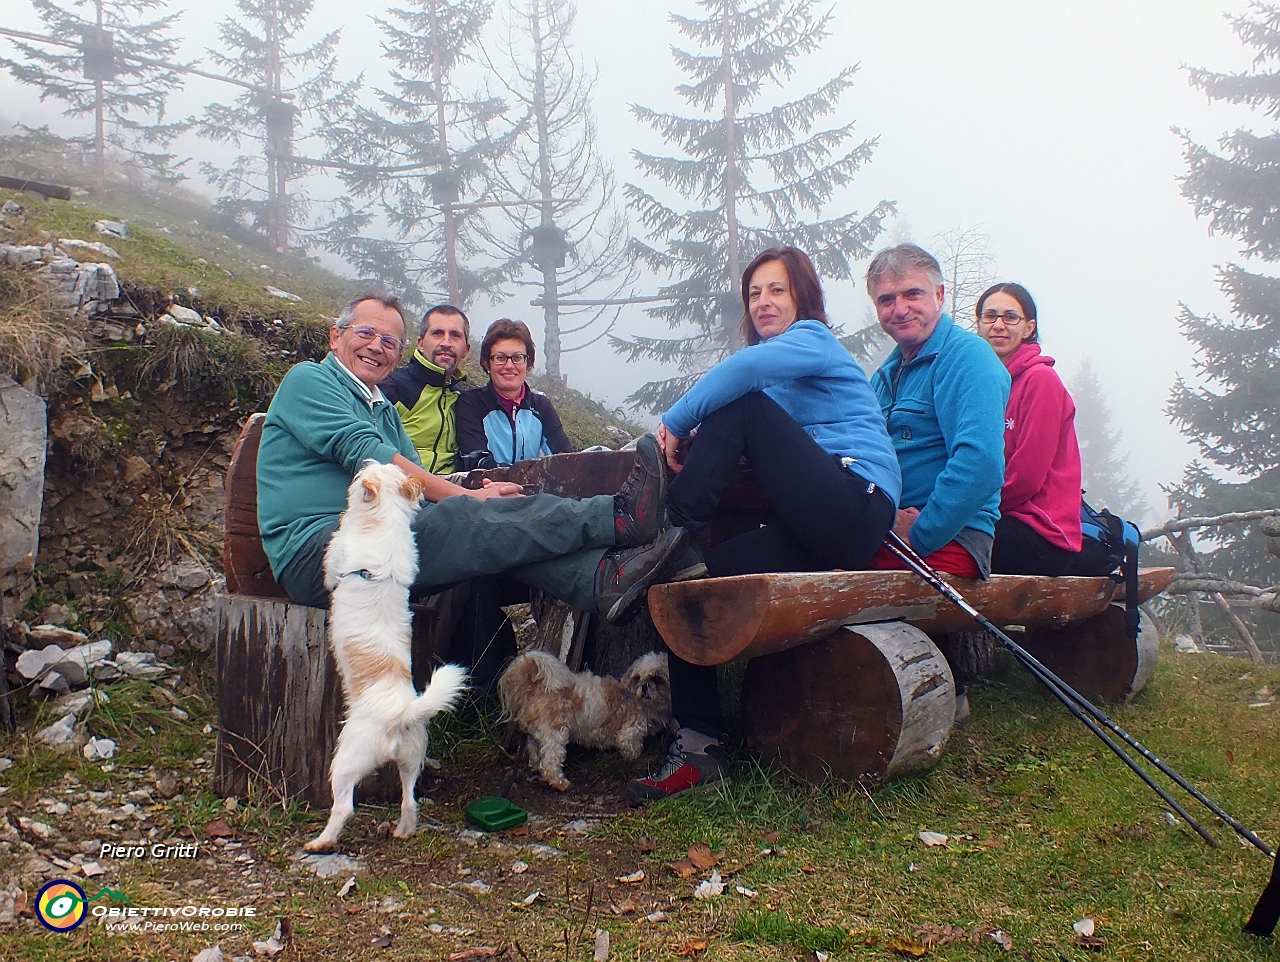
[596,526,687,624]
[662,536,708,582]
[627,727,728,803]
[614,434,667,547]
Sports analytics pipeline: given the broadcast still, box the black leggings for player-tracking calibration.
[991,515,1113,577]
[665,392,895,738]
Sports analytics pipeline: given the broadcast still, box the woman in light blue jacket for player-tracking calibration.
[628,246,902,804]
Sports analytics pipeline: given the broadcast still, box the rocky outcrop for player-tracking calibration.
[0,243,119,316]
[0,378,46,620]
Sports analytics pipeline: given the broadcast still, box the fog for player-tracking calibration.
[0,0,1260,518]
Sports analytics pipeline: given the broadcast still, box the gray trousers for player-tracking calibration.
[277,493,614,611]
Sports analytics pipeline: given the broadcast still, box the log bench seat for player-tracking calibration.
[217,433,1174,802]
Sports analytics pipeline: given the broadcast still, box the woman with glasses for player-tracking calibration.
[455,318,575,465]
[976,283,1108,576]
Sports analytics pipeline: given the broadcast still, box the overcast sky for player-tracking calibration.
[0,0,1263,518]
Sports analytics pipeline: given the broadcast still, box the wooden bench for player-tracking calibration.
[215,415,468,807]
[218,435,1175,802]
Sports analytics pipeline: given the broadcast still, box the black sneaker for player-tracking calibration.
[627,728,728,803]
[614,434,667,547]
[596,526,686,624]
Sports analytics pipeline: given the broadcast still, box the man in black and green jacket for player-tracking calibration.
[381,304,471,474]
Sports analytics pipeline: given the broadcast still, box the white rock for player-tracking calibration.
[167,303,204,325]
[296,851,362,878]
[38,671,71,695]
[36,713,78,745]
[593,929,610,962]
[59,238,119,259]
[28,625,89,647]
[17,643,66,679]
[51,639,114,685]
[454,879,492,895]
[116,651,170,677]
[93,220,129,238]
[265,286,302,302]
[0,758,12,774]
[81,861,106,878]
[18,816,55,840]
[52,691,95,716]
[83,737,116,761]
[192,947,226,962]
[1073,918,1095,937]
[92,661,123,682]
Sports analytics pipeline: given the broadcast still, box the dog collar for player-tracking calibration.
[338,568,382,581]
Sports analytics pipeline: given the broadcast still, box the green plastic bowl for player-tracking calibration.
[465,796,528,832]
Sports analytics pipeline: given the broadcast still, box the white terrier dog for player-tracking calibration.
[498,650,671,790]
[304,462,467,853]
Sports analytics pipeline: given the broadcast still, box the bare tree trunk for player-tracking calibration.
[721,2,741,350]
[530,0,561,378]
[428,1,460,305]
[1211,591,1265,666]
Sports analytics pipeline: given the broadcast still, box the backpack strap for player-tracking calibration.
[1101,508,1141,641]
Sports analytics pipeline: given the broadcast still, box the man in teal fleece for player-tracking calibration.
[868,244,1010,577]
[255,293,682,623]
[867,244,1010,722]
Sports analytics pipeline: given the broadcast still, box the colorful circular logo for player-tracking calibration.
[35,879,88,933]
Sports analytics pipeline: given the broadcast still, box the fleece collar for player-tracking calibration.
[326,352,386,408]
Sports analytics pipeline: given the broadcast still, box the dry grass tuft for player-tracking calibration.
[0,270,92,393]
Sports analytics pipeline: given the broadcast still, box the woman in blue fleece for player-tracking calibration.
[627,246,902,804]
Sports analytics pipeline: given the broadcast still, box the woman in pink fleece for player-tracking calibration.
[977,283,1111,576]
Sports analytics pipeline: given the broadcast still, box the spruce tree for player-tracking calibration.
[1070,360,1150,521]
[0,0,189,192]
[478,0,636,379]
[197,0,354,252]
[317,0,509,308]
[1171,0,1280,586]
[616,0,894,412]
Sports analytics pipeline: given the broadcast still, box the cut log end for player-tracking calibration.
[1021,604,1158,704]
[741,622,955,784]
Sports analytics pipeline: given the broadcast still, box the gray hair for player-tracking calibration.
[865,244,944,296]
[335,292,406,336]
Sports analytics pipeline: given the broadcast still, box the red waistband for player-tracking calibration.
[870,540,981,579]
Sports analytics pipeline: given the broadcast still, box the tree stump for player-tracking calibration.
[741,622,955,783]
[214,589,465,807]
[1021,603,1158,704]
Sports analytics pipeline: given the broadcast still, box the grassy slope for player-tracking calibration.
[2,648,1278,960]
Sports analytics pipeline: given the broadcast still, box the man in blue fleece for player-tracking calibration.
[867,244,1010,722]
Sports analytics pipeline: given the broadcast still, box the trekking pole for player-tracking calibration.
[884,532,1275,855]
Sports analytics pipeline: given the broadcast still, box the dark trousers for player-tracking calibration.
[665,392,896,738]
[991,514,1113,577]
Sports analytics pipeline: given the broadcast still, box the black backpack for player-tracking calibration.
[1080,499,1142,641]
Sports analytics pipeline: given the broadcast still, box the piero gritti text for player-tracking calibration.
[100,841,200,859]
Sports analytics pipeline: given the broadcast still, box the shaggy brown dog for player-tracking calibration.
[498,650,671,790]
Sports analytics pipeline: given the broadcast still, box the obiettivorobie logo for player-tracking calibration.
[34,880,131,933]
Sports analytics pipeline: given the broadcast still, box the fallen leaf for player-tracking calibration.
[675,938,708,957]
[668,859,697,879]
[504,823,530,837]
[593,929,610,962]
[338,876,356,898]
[687,842,720,870]
[510,891,541,908]
[204,818,234,838]
[918,831,949,847]
[980,840,1002,849]
[1074,934,1108,951]
[616,870,645,884]
[916,923,968,947]
[800,864,817,874]
[635,835,658,853]
[761,831,779,843]
[988,929,1013,951]
[735,885,757,898]
[611,900,636,915]
[644,910,669,923]
[13,890,30,919]
[370,933,393,948]
[886,935,929,957]
[813,953,829,962]
[1073,918,1095,937]
[448,948,501,961]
